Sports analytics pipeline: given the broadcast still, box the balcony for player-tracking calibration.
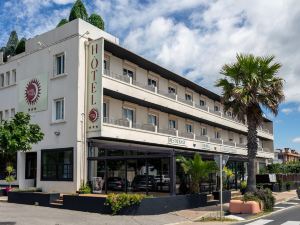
[100,117,274,159]
[102,72,273,138]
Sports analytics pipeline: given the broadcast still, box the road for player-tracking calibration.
[237,199,300,225]
[0,202,187,225]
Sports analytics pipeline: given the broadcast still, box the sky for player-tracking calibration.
[0,0,300,150]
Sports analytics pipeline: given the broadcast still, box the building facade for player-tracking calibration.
[0,19,274,194]
[274,148,300,164]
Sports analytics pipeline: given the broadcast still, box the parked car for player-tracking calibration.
[106,177,129,191]
[155,175,170,185]
[131,175,157,191]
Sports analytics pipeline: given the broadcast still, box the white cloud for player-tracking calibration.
[292,137,300,143]
[281,108,294,115]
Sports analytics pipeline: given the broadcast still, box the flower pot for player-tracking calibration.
[3,187,12,196]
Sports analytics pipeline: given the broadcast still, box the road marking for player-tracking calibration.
[281,222,300,225]
[274,206,286,209]
[246,219,273,225]
[283,202,299,205]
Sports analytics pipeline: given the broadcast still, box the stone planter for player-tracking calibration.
[297,189,300,199]
[212,190,231,203]
[229,200,261,214]
[8,192,60,206]
[63,193,208,215]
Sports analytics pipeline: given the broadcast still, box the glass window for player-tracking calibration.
[53,98,64,121]
[123,68,134,79]
[169,119,176,129]
[123,108,134,123]
[215,131,221,139]
[148,114,157,126]
[199,99,205,106]
[6,71,10,86]
[10,108,15,118]
[214,105,219,112]
[148,78,157,88]
[104,57,110,74]
[239,137,244,144]
[4,110,9,119]
[201,127,207,136]
[168,86,176,94]
[0,74,4,87]
[0,111,2,121]
[12,69,16,84]
[103,102,108,118]
[56,53,65,75]
[41,148,73,181]
[25,152,36,179]
[186,124,193,133]
[185,93,192,101]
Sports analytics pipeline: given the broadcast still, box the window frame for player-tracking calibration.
[0,73,4,87]
[52,98,65,122]
[200,126,207,136]
[185,123,193,133]
[168,119,177,130]
[55,52,65,76]
[148,113,158,127]
[5,71,10,86]
[41,148,73,181]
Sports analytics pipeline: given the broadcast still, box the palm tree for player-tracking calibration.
[177,153,218,193]
[216,54,284,192]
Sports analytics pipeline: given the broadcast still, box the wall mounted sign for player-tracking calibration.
[168,137,186,146]
[18,75,48,113]
[87,38,104,131]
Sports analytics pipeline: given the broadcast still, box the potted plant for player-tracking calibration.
[240,180,247,195]
[4,165,15,195]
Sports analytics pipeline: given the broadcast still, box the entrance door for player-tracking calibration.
[25,152,37,186]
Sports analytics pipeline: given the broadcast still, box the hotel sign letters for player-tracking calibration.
[87,38,104,131]
[168,137,186,146]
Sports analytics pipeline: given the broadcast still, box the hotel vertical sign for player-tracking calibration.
[87,38,104,131]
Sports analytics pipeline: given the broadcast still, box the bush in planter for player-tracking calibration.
[78,182,91,194]
[240,180,247,195]
[243,188,275,211]
[5,166,15,190]
[105,193,147,215]
[223,166,234,190]
[286,181,292,191]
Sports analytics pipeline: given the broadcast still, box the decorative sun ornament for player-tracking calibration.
[25,79,41,105]
[89,108,99,122]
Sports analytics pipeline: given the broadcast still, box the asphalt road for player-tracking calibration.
[0,202,187,225]
[237,202,300,225]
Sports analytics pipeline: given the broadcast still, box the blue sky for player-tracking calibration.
[0,0,300,150]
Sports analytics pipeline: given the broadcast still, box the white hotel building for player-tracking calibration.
[0,19,274,194]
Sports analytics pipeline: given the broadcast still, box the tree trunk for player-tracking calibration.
[190,180,200,193]
[246,115,258,192]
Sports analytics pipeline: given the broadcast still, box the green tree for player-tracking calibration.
[56,18,69,28]
[0,112,44,162]
[5,31,19,58]
[15,38,26,55]
[216,54,284,192]
[69,0,88,22]
[177,153,217,193]
[89,13,105,30]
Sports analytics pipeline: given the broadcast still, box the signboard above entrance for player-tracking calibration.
[168,137,186,146]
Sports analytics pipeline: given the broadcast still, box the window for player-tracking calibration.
[185,93,193,101]
[239,137,244,144]
[228,132,234,142]
[55,53,65,75]
[215,130,221,139]
[148,78,157,88]
[122,108,134,124]
[227,111,232,117]
[6,71,10,86]
[201,127,207,136]
[0,111,3,121]
[10,108,15,118]
[41,148,73,181]
[148,114,158,126]
[0,74,4,87]
[168,119,176,129]
[53,98,64,121]
[103,102,108,118]
[186,124,193,133]
[104,56,110,74]
[25,152,36,179]
[199,99,206,106]
[12,69,16,84]
[214,105,220,112]
[4,110,9,119]
[168,86,176,94]
[123,68,134,79]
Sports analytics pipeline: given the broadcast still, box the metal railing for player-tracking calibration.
[103,72,272,134]
[210,138,223,144]
[158,128,177,136]
[195,135,209,142]
[179,132,194,139]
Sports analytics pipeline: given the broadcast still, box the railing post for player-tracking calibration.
[155,125,158,133]
[176,130,179,137]
[193,101,195,107]
[129,77,133,84]
[155,87,157,93]
[221,139,224,145]
[175,94,178,101]
[193,133,196,140]
[207,106,210,112]
[235,142,237,148]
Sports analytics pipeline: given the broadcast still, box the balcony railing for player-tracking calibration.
[103,73,273,135]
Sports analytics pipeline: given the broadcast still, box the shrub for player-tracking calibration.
[5,166,15,188]
[69,0,88,22]
[78,182,91,194]
[240,180,247,194]
[105,193,147,215]
[286,181,292,191]
[243,188,275,211]
[56,19,68,28]
[89,13,105,30]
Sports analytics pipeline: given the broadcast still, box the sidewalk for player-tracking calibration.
[168,190,298,225]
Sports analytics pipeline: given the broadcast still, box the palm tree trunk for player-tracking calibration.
[246,115,258,192]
